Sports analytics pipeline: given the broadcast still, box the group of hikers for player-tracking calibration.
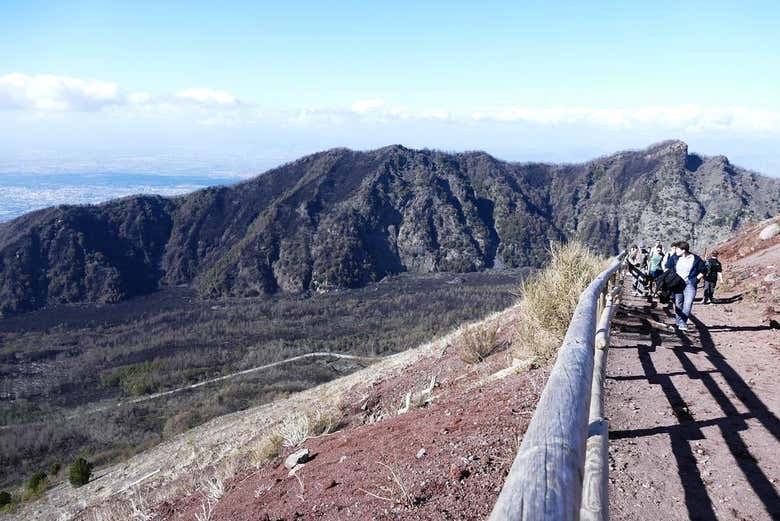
[626,241,722,332]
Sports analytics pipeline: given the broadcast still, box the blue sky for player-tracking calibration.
[1,0,779,176]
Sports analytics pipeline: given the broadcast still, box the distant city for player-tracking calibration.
[0,172,246,222]
[0,153,299,222]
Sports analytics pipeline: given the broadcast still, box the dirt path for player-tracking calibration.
[605,286,780,520]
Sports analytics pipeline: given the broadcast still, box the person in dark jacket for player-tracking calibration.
[658,241,680,308]
[703,251,723,304]
[665,241,707,331]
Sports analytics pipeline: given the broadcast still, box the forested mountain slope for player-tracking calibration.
[1,140,778,314]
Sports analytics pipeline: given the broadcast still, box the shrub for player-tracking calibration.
[26,471,47,495]
[68,458,92,488]
[512,241,605,361]
[458,321,500,364]
[251,433,284,464]
[0,491,12,508]
[100,361,163,396]
[277,406,338,448]
[49,463,60,476]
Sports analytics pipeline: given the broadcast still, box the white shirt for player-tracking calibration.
[675,254,695,280]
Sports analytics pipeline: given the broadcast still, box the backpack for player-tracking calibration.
[655,269,686,302]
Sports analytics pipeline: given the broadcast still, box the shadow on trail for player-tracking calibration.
[704,324,776,333]
[688,314,780,517]
[608,299,780,520]
[711,294,744,304]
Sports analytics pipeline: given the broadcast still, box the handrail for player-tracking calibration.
[580,284,621,521]
[490,252,626,521]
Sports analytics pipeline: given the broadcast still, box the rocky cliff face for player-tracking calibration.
[1,140,778,314]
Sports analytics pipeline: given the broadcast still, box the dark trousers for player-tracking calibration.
[703,280,717,302]
[628,263,646,295]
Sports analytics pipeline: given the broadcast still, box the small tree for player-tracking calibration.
[0,491,12,508]
[50,462,61,475]
[68,458,92,488]
[26,471,47,495]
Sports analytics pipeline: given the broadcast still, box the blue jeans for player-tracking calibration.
[673,281,696,326]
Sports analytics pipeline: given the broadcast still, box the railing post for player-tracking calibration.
[580,280,621,521]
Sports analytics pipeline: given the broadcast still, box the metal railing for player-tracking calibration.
[490,252,626,521]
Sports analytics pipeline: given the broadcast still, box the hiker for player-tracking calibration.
[662,241,677,270]
[638,243,651,293]
[665,241,707,331]
[647,243,665,295]
[627,244,647,296]
[703,251,723,304]
[658,241,679,307]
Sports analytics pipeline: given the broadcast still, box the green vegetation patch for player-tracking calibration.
[100,360,165,396]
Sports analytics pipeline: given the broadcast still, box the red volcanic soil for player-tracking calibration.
[714,215,780,327]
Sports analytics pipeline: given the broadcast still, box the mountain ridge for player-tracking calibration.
[1,140,779,315]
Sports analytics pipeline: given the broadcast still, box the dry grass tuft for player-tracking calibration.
[251,433,284,464]
[80,489,152,521]
[512,241,605,361]
[193,497,214,521]
[202,475,225,502]
[277,405,339,448]
[458,320,501,364]
[359,460,413,506]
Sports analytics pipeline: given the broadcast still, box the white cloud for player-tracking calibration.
[350,99,385,113]
[471,105,780,133]
[287,99,451,126]
[128,92,152,104]
[176,87,239,106]
[347,99,450,121]
[0,73,245,115]
[2,73,778,135]
[0,73,123,111]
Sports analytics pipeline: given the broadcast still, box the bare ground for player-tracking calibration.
[606,226,780,521]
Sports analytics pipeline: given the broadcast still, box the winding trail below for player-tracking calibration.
[1,352,383,431]
[605,286,779,520]
[122,352,383,407]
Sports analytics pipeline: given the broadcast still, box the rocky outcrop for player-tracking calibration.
[1,140,779,314]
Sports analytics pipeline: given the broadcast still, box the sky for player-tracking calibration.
[1,0,779,178]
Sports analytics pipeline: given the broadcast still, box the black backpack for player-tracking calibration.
[655,269,686,303]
